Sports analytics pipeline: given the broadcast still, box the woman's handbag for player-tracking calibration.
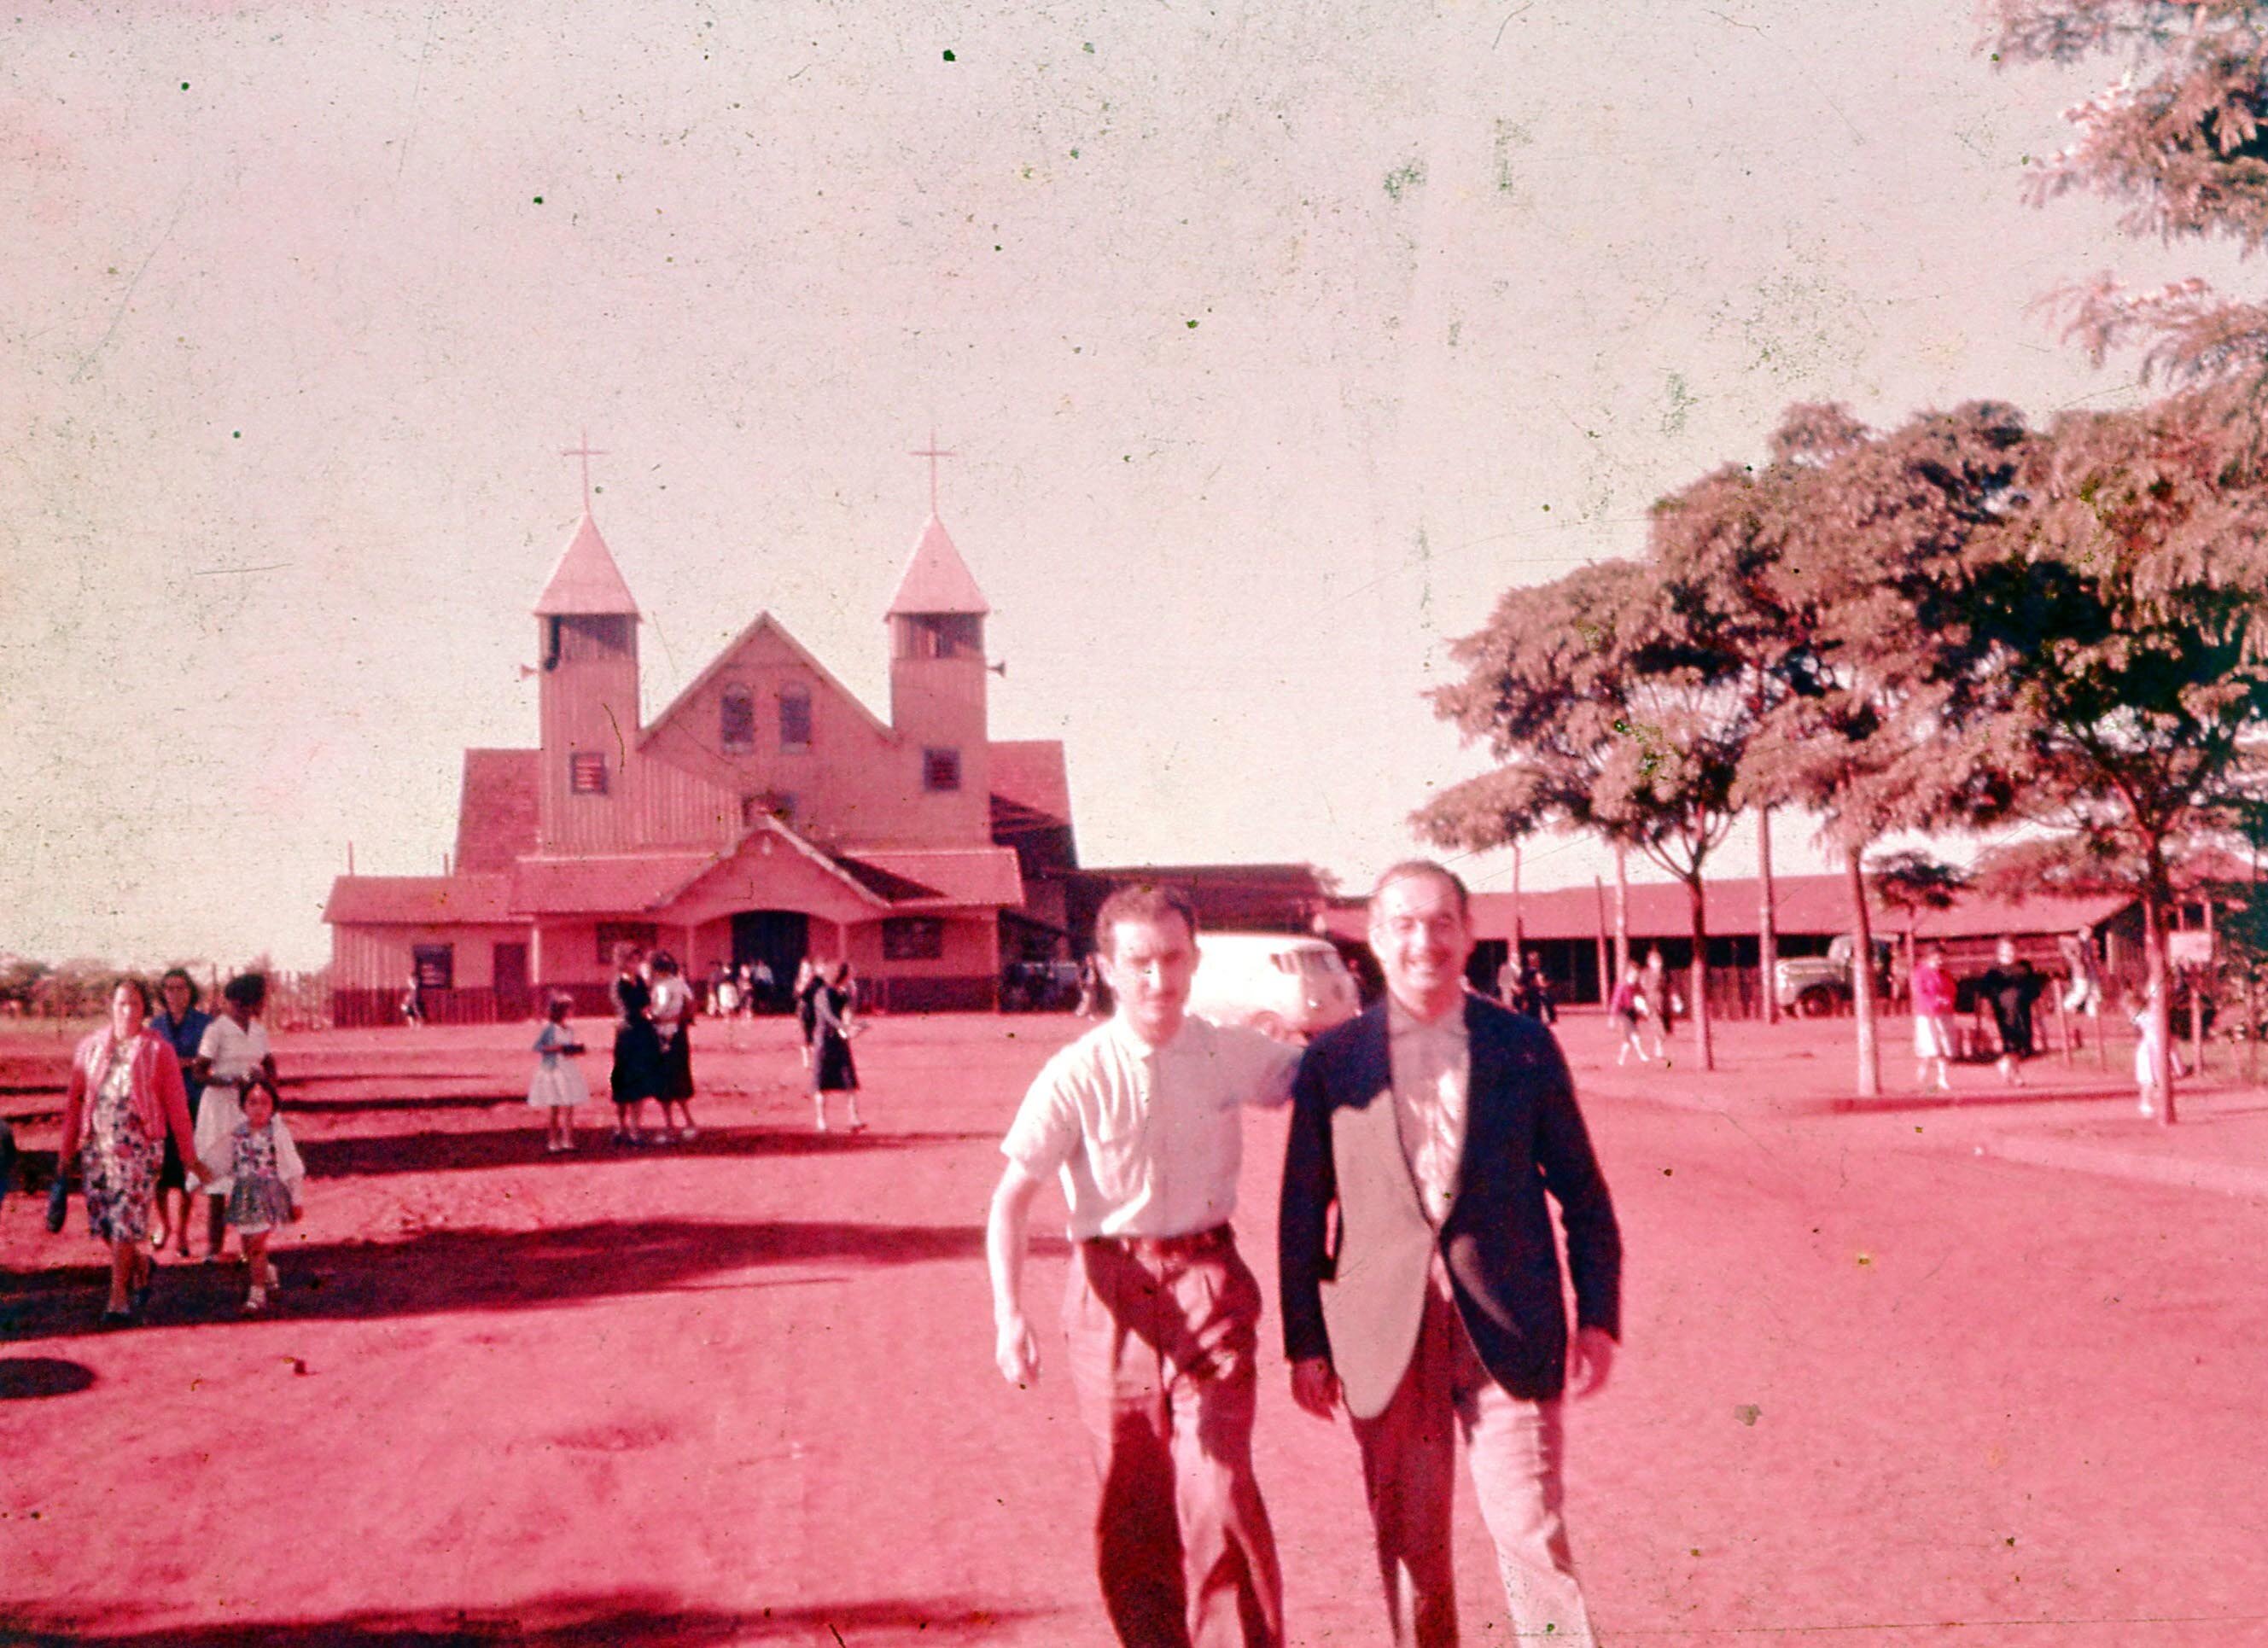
[45,1168,70,1234]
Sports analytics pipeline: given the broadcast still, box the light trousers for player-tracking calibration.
[1064,1233,1285,1648]
[1349,1272,1599,1646]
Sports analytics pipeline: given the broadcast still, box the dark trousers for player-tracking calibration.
[1063,1232,1285,1648]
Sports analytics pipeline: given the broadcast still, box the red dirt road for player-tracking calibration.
[3,1012,2265,1645]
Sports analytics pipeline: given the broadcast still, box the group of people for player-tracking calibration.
[520,948,868,1148]
[1606,947,1680,1066]
[53,969,305,1322]
[1495,948,1559,1023]
[574,946,699,1147]
[706,957,780,1018]
[988,864,1621,1648]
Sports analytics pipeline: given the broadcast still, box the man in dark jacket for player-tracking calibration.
[1280,861,1621,1647]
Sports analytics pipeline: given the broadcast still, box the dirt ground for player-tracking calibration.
[3,1009,2266,1645]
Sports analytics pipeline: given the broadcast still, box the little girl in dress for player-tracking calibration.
[528,995,589,1152]
[224,1076,305,1313]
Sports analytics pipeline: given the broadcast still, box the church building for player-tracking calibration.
[323,463,1076,1024]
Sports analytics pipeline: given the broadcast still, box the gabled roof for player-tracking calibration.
[988,740,1070,827]
[638,611,893,752]
[886,515,990,617]
[533,511,639,617]
[455,749,539,872]
[324,874,518,926]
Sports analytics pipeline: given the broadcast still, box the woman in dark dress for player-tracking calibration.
[809,962,865,1133]
[146,968,212,1257]
[648,951,697,1141]
[609,946,662,1145]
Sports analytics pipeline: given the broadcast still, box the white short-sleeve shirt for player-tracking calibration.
[197,1016,271,1086]
[1002,1013,1298,1241]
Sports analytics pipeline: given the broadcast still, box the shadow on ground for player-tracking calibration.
[0,1590,1056,1645]
[295,1125,992,1179]
[5,1218,1067,1342]
[0,1355,95,1399]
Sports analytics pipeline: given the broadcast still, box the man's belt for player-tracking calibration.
[1084,1223,1234,1262]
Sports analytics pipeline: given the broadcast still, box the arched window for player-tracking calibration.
[720,687,755,754]
[778,684,813,751]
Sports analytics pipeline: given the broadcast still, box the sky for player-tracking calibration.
[0,0,2233,970]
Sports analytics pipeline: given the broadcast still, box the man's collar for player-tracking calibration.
[1386,992,1468,1039]
[1107,1010,1190,1057]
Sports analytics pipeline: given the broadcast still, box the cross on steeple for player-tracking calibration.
[563,430,609,514]
[911,431,956,515]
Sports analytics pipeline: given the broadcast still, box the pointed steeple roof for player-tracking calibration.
[533,510,639,617]
[886,514,990,617]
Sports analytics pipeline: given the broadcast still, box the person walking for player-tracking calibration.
[528,994,589,1151]
[58,979,211,1325]
[1280,861,1623,1647]
[145,967,212,1258]
[1910,944,1958,1093]
[1609,972,1649,1066]
[192,974,277,1262]
[810,962,865,1133]
[1977,940,2044,1086]
[222,1075,305,1313]
[986,884,1297,1647]
[649,952,698,1141]
[608,946,662,1145]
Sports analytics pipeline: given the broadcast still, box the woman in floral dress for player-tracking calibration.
[58,979,207,1325]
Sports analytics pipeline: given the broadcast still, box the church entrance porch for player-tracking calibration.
[731,910,810,1013]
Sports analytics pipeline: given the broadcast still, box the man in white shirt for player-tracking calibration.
[1280,861,1622,1646]
[987,883,1298,1648]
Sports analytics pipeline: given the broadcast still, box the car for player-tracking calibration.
[1185,932,1361,1041]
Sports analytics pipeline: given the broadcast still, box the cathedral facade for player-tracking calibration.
[323,492,1076,1023]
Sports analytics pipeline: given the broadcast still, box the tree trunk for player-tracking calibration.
[1512,842,1525,958]
[2143,882,2177,1124]
[1758,805,1780,1025]
[1685,872,1716,1071]
[1612,840,1631,985]
[1845,845,1880,1098]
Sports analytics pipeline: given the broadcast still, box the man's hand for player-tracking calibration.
[994,1313,1040,1386]
[1566,1325,1616,1399]
[1289,1356,1341,1420]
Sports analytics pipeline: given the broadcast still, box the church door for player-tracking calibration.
[732,911,809,1013]
[493,942,531,1022]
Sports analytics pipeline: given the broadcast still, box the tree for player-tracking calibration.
[1650,404,1875,1028]
[1956,386,2268,1117]
[1733,401,2032,1097]
[1870,850,1972,997]
[1416,559,1745,1069]
[1987,0,2268,388]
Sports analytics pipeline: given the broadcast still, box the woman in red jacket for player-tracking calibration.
[58,978,210,1325]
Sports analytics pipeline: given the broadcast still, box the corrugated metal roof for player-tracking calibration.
[533,511,640,617]
[988,740,1070,826]
[1320,872,2133,945]
[510,853,717,914]
[454,748,539,872]
[324,874,518,926]
[885,515,989,617]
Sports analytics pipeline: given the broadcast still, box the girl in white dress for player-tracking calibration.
[193,973,276,1261]
[224,1076,304,1312]
[528,995,589,1152]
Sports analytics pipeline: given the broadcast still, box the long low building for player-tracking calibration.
[1317,872,2183,1011]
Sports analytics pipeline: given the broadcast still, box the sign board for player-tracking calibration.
[2167,931,2216,968]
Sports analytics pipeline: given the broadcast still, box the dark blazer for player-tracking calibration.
[1280,992,1622,1406]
